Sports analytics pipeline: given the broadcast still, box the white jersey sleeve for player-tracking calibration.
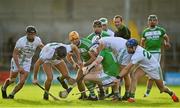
[15,38,23,49]
[35,36,43,46]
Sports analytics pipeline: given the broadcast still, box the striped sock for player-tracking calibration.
[129,92,135,98]
[85,81,96,97]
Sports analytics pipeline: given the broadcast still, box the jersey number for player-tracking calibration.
[143,50,152,59]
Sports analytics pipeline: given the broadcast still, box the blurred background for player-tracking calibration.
[0,0,180,84]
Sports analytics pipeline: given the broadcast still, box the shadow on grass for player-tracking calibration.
[11,98,174,107]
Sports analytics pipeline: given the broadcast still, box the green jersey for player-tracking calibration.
[86,31,110,41]
[99,49,120,77]
[142,26,166,53]
[114,24,131,39]
[78,38,92,62]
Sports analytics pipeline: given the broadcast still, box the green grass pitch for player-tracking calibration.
[0,84,179,108]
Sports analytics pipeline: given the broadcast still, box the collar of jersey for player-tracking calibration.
[149,26,158,30]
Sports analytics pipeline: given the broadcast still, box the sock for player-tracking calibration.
[85,81,96,97]
[166,90,173,96]
[129,92,135,98]
[2,85,6,91]
[111,87,114,94]
[10,92,15,96]
[114,91,120,98]
[146,88,151,95]
[124,91,130,97]
[81,92,86,96]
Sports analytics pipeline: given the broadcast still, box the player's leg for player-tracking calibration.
[55,60,75,85]
[1,71,18,98]
[84,72,100,101]
[97,72,120,101]
[144,52,162,97]
[154,68,179,102]
[128,67,145,102]
[2,59,19,98]
[155,79,179,102]
[117,50,132,100]
[121,65,131,100]
[8,71,29,99]
[144,78,154,97]
[97,84,105,100]
[76,68,87,99]
[111,81,121,101]
[42,63,53,100]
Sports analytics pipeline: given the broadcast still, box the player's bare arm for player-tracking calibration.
[119,63,134,78]
[33,59,44,84]
[83,51,96,66]
[140,38,146,48]
[38,43,44,49]
[12,48,24,73]
[163,34,171,49]
[98,42,105,53]
[66,52,78,70]
[71,44,82,67]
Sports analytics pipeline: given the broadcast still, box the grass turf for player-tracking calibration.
[0,84,180,108]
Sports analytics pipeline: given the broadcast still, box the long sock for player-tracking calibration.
[163,87,173,96]
[114,90,120,98]
[124,91,130,97]
[167,91,173,96]
[98,85,105,94]
[129,92,135,98]
[111,87,114,94]
[9,91,15,96]
[85,81,96,97]
[145,88,151,94]
[2,86,6,91]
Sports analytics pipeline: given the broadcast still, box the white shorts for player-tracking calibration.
[117,48,132,65]
[151,52,161,62]
[10,59,31,72]
[148,52,163,80]
[142,67,163,80]
[44,59,63,65]
[97,72,116,85]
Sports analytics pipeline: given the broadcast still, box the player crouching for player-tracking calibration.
[83,43,121,101]
[117,39,179,102]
